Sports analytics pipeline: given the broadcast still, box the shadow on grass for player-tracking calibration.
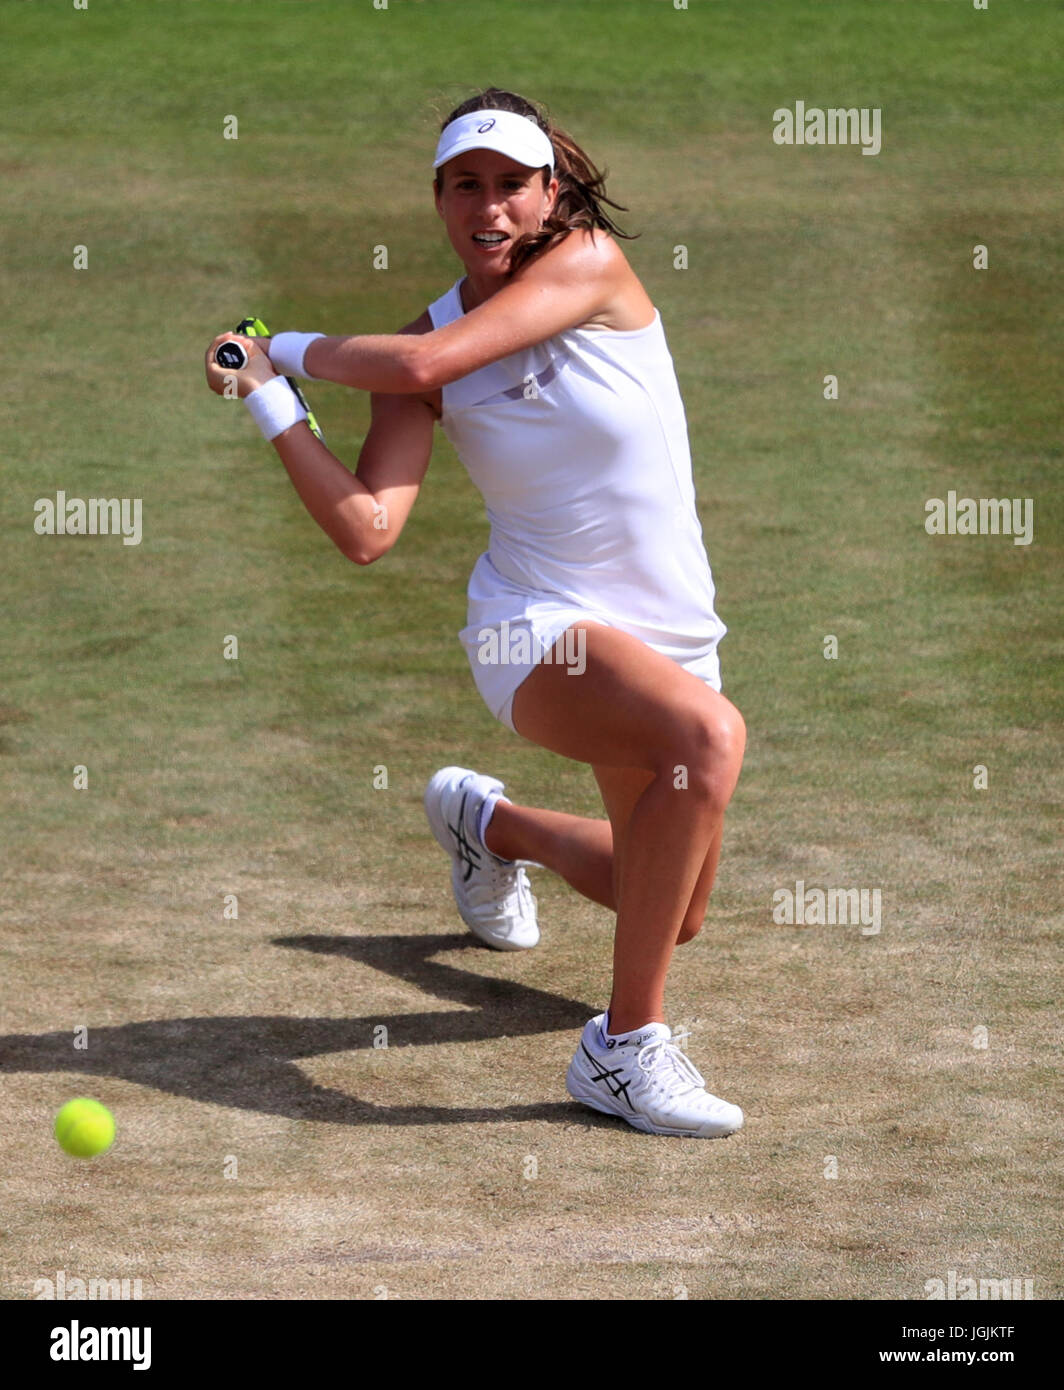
[0,933,602,1128]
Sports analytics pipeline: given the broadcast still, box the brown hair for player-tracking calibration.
[432,86,638,276]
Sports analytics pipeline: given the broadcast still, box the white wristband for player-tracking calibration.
[244,376,307,441]
[269,331,325,379]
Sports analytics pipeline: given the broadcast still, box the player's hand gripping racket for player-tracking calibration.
[215,316,324,442]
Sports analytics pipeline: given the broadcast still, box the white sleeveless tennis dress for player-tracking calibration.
[426,276,728,733]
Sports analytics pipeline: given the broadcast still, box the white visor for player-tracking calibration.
[433,108,554,175]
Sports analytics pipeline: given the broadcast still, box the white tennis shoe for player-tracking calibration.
[424,766,540,950]
[566,1014,744,1138]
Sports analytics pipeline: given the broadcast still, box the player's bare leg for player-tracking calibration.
[484,795,725,942]
[509,622,745,1035]
[484,802,614,908]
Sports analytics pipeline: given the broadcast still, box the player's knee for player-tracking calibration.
[670,707,745,812]
[703,704,746,770]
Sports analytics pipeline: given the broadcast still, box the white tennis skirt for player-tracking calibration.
[458,551,723,733]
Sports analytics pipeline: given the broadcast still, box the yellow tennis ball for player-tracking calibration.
[54,1098,115,1158]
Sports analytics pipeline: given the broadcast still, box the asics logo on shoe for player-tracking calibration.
[605,1029,657,1050]
[447,789,482,883]
[581,1044,634,1111]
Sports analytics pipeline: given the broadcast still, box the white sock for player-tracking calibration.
[599,1013,621,1046]
[600,1013,659,1046]
[478,791,510,857]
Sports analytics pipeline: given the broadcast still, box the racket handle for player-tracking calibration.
[215,340,249,370]
[225,315,324,442]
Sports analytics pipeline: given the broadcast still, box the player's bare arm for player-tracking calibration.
[205,318,435,564]
[302,229,629,394]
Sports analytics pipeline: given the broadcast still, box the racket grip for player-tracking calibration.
[215,340,249,370]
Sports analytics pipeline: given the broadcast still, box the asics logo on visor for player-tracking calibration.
[477,119,496,133]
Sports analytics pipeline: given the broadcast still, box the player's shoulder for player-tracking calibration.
[524,225,625,283]
[518,228,648,332]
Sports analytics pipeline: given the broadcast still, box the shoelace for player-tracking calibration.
[503,867,536,918]
[472,856,536,915]
[636,1031,706,1094]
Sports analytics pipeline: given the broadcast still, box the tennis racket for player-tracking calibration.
[215,316,324,443]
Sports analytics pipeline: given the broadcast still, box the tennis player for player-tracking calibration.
[205,88,746,1139]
